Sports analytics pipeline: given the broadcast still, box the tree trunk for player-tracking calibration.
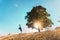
[38,29,40,32]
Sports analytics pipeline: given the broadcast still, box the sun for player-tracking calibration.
[33,23,40,29]
[33,21,43,31]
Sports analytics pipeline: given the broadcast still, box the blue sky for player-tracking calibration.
[0,0,60,35]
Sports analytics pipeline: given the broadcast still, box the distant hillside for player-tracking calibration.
[0,30,60,40]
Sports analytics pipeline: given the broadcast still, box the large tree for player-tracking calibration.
[25,5,53,32]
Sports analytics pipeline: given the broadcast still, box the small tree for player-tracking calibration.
[25,5,53,32]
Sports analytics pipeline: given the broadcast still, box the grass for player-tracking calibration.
[0,29,60,40]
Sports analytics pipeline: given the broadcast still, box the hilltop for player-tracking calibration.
[0,30,60,40]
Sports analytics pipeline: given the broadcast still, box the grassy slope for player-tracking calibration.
[0,30,60,40]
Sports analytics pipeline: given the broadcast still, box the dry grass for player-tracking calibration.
[0,30,60,40]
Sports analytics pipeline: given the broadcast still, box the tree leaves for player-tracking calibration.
[25,5,53,29]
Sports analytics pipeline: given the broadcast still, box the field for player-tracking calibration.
[0,29,60,40]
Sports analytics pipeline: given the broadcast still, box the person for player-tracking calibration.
[18,24,22,33]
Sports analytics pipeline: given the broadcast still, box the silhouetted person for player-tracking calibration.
[18,24,22,33]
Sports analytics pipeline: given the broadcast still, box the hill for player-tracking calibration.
[0,30,60,40]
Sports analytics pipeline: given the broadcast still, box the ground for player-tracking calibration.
[0,29,60,40]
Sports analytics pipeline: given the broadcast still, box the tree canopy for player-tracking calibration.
[25,5,53,30]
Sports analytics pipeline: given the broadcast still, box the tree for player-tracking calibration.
[25,5,53,32]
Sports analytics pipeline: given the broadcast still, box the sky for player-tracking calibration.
[0,0,60,35]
